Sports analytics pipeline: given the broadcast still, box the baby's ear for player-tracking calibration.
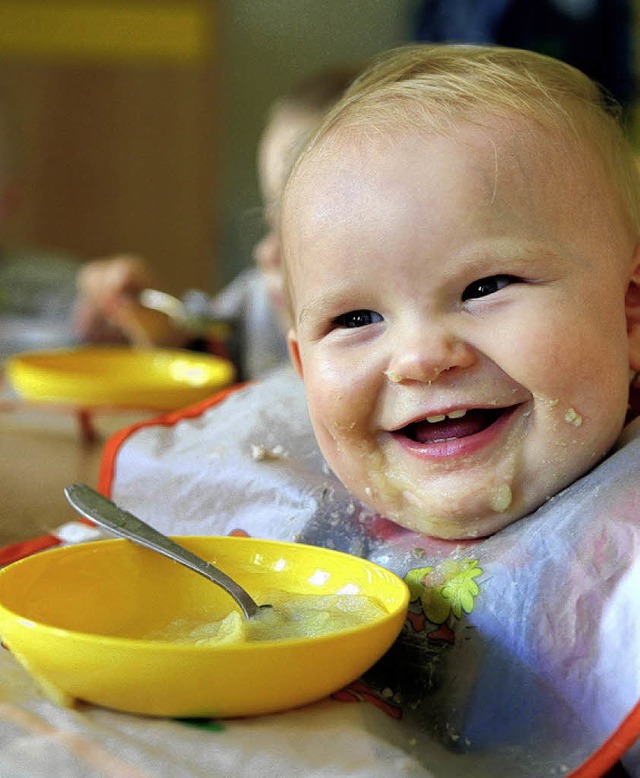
[626,248,640,371]
[287,330,304,378]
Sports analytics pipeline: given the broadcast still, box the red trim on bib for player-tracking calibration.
[569,698,640,777]
[98,383,249,497]
[0,534,62,566]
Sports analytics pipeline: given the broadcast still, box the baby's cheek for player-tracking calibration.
[307,367,371,434]
[305,396,368,481]
[313,398,359,445]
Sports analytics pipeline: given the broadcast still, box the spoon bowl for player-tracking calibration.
[0,533,409,718]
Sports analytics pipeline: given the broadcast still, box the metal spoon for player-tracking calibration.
[64,483,262,619]
[138,288,188,324]
[138,288,233,342]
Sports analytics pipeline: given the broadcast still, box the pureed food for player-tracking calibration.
[145,593,388,645]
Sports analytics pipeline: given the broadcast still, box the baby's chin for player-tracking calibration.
[382,504,520,540]
[356,479,528,541]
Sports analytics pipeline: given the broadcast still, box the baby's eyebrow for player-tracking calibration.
[448,240,567,275]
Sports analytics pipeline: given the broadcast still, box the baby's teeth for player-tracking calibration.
[425,409,467,423]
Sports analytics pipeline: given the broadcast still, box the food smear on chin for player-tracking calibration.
[489,483,512,512]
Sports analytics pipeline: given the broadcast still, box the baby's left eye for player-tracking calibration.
[333,309,383,328]
[462,274,520,301]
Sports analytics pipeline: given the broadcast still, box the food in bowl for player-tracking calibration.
[0,536,409,718]
[145,593,388,645]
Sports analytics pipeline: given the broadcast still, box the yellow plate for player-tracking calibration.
[0,536,409,718]
[5,346,235,410]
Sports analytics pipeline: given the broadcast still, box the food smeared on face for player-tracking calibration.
[284,116,635,539]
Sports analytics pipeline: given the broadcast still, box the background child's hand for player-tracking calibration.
[73,254,189,348]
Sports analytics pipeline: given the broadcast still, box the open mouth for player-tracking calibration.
[399,406,516,445]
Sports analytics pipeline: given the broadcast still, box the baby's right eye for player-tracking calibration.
[333,310,383,328]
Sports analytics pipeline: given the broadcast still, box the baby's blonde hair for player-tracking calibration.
[287,44,640,234]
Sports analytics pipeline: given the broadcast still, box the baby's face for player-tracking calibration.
[283,115,640,539]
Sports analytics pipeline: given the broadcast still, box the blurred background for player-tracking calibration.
[0,0,637,298]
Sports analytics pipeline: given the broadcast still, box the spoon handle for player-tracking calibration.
[64,483,260,619]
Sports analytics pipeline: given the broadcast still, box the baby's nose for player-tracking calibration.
[385,324,476,384]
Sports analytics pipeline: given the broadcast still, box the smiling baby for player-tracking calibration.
[282,44,640,540]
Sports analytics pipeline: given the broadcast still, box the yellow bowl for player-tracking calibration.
[5,346,235,410]
[0,536,409,718]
